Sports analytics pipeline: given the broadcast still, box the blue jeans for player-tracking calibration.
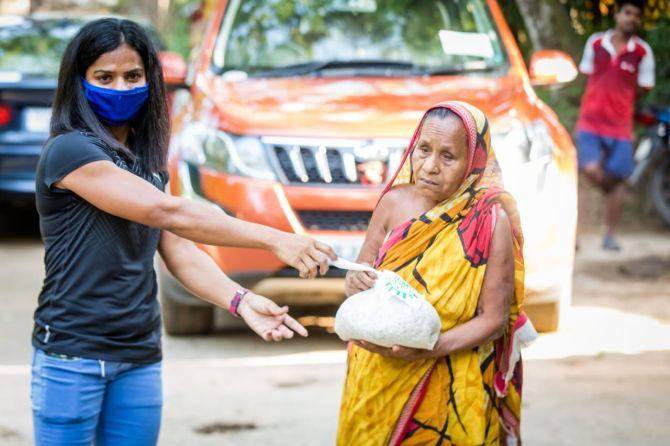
[31,348,162,446]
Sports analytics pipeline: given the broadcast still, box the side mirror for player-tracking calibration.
[529,50,578,87]
[158,51,188,89]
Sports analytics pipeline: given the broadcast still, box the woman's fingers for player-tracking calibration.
[352,341,425,360]
[353,340,390,356]
[315,240,337,261]
[350,275,365,292]
[299,239,335,278]
[283,315,308,337]
[308,258,319,279]
[345,268,378,296]
[277,324,294,339]
[296,260,310,279]
[308,250,330,276]
[351,272,375,291]
[359,272,376,289]
[270,329,283,342]
[299,256,318,279]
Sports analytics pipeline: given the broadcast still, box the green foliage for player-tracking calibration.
[644,17,670,105]
[498,0,534,62]
[164,0,201,58]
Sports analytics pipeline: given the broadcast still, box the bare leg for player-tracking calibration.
[582,163,624,250]
[605,181,625,237]
[582,163,609,192]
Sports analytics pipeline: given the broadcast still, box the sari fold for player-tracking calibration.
[337,101,535,446]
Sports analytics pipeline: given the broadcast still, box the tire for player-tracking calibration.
[649,156,670,227]
[159,270,214,335]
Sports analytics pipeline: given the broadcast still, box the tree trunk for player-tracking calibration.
[514,0,582,58]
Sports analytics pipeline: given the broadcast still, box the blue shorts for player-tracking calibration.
[576,130,634,179]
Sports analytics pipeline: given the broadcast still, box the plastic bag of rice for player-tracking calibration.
[335,270,441,350]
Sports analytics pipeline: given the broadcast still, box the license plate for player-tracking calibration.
[24,107,51,133]
[315,235,365,262]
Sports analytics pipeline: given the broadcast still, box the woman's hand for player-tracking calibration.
[270,233,337,279]
[237,293,308,341]
[352,340,439,361]
[344,266,377,296]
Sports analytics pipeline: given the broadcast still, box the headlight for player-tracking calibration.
[492,119,554,165]
[177,123,277,181]
[491,119,554,192]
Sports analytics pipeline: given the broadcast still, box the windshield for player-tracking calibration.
[0,17,82,78]
[214,0,508,77]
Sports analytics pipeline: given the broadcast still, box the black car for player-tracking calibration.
[0,16,83,208]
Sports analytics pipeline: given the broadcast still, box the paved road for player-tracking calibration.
[1,218,669,445]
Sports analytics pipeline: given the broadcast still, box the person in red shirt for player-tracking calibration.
[576,0,654,250]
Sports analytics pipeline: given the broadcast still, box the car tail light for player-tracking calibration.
[0,105,11,126]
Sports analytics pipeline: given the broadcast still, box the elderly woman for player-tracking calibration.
[338,101,534,445]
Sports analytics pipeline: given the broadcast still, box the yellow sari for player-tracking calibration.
[337,101,534,445]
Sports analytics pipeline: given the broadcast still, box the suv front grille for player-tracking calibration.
[297,210,372,232]
[265,137,406,186]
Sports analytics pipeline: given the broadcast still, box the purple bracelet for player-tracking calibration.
[229,289,249,318]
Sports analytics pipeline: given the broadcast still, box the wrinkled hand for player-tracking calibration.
[237,293,308,341]
[344,265,377,296]
[271,233,337,279]
[352,340,437,361]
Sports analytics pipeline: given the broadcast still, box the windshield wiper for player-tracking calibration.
[424,65,501,76]
[250,60,419,77]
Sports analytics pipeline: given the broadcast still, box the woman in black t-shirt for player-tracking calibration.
[31,18,336,445]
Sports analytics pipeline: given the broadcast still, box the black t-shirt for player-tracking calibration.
[32,131,168,363]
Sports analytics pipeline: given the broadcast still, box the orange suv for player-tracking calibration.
[160,0,579,334]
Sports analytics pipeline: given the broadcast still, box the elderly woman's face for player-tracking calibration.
[411,115,469,202]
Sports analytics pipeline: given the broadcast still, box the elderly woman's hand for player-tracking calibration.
[344,266,377,296]
[352,340,440,361]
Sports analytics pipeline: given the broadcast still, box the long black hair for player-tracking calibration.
[50,18,169,173]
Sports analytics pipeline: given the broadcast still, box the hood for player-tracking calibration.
[199,73,529,138]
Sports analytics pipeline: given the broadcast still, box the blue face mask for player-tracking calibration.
[81,78,149,127]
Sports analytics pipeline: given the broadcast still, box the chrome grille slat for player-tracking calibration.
[288,145,309,183]
[342,152,358,183]
[267,138,407,186]
[315,146,332,183]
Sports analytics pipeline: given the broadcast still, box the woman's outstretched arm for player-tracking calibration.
[158,230,307,341]
[56,160,336,278]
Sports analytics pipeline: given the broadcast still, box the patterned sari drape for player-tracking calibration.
[337,101,533,446]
